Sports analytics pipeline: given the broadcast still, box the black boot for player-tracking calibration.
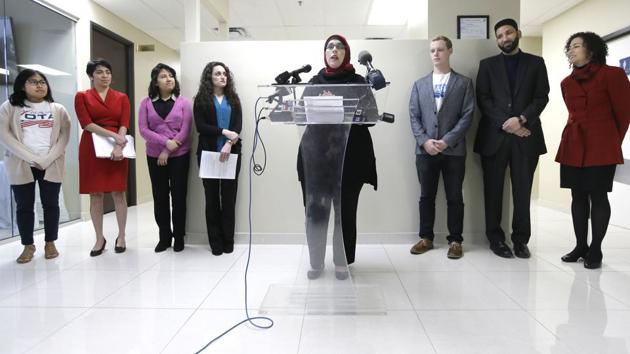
[173,235,184,252]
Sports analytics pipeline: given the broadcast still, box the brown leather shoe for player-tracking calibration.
[44,242,59,259]
[16,245,36,264]
[410,238,433,254]
[447,242,463,259]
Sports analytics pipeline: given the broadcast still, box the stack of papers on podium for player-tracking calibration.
[304,96,344,123]
[92,133,136,159]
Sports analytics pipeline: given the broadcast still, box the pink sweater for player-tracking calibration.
[138,95,193,158]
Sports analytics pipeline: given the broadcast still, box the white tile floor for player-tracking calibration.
[1,203,630,353]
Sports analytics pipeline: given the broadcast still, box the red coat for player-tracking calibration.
[555,64,630,167]
[75,88,130,193]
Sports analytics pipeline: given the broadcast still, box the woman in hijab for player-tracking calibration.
[297,34,377,280]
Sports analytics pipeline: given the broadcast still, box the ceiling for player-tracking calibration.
[92,0,583,50]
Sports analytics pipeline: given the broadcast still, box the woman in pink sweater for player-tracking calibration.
[138,63,192,252]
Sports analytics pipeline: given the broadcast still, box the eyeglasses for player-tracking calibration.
[26,79,48,86]
[326,42,346,50]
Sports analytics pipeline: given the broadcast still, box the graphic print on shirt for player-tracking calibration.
[20,101,54,155]
[432,72,451,112]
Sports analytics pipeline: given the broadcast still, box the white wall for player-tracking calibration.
[427,0,518,39]
[181,39,499,244]
[538,0,630,219]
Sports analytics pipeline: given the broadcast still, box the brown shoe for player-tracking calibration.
[410,238,433,254]
[447,242,463,259]
[16,245,36,264]
[44,242,59,259]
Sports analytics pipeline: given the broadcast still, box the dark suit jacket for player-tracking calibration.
[473,51,550,157]
[409,70,475,156]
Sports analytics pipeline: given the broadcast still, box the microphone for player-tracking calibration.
[274,64,312,84]
[357,50,387,90]
[358,51,373,69]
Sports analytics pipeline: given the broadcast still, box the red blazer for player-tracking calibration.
[555,64,630,167]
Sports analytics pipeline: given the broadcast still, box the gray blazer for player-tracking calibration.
[409,70,475,156]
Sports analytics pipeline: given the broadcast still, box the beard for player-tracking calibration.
[498,36,520,54]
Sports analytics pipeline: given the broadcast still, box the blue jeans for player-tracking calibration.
[415,154,465,243]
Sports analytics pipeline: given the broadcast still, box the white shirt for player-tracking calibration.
[20,100,53,156]
[432,72,451,112]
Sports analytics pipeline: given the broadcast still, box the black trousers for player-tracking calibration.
[201,155,241,252]
[11,168,61,245]
[415,154,466,243]
[147,153,190,242]
[481,139,539,245]
[300,178,364,267]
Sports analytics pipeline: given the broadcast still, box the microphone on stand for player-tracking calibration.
[357,50,387,91]
[274,64,312,84]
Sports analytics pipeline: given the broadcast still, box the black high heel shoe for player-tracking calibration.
[561,247,588,262]
[583,250,602,269]
[114,237,126,254]
[90,239,106,257]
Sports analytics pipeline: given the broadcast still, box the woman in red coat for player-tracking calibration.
[75,59,131,256]
[556,32,630,269]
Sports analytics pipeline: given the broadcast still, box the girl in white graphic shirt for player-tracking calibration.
[0,69,71,263]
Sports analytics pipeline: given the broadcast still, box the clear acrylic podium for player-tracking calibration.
[257,83,387,315]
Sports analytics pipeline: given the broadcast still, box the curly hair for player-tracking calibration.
[9,69,54,107]
[564,31,608,66]
[148,63,180,99]
[193,61,240,111]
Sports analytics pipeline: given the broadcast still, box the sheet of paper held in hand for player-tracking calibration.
[199,151,238,179]
[92,133,136,159]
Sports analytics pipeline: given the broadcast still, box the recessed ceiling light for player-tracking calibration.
[368,0,409,26]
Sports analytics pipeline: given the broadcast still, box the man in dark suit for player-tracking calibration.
[409,35,474,259]
[474,18,549,258]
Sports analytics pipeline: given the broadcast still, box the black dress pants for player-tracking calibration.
[481,139,539,245]
[201,155,241,252]
[11,168,61,246]
[147,153,190,242]
[415,154,466,243]
[300,177,364,267]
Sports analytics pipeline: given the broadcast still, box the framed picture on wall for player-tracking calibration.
[457,15,489,39]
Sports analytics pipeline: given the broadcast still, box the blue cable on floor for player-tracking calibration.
[195,98,273,353]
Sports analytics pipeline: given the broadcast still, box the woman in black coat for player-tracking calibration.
[194,61,242,255]
[297,34,377,280]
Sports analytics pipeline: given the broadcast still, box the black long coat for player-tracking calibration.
[296,69,378,190]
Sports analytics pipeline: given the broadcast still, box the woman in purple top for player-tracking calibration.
[139,63,193,252]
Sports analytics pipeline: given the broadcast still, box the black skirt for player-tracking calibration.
[560,164,616,192]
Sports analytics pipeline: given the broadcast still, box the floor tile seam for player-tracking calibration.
[89,261,159,309]
[475,265,530,311]
[521,308,582,353]
[383,244,435,328]
[0,268,66,303]
[411,306,439,354]
[21,306,92,354]
[581,284,630,310]
[158,255,243,353]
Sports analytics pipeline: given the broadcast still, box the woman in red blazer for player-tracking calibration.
[75,59,131,257]
[556,32,630,269]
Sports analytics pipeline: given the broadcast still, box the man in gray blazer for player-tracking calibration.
[409,35,475,259]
